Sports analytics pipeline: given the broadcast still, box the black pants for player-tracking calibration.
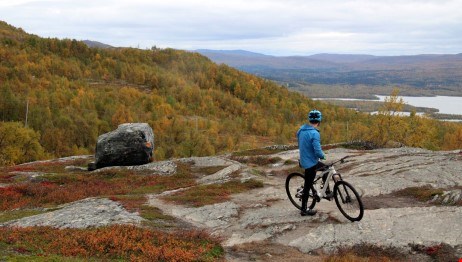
[301,162,326,210]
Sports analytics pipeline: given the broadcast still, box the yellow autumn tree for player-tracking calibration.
[369,88,406,146]
[111,105,133,127]
[0,122,45,165]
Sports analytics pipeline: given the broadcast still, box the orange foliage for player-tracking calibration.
[0,167,196,211]
[0,225,223,261]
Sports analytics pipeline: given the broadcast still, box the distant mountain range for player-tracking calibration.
[83,40,114,49]
[195,49,462,70]
[196,49,462,70]
[76,41,462,92]
[196,49,462,93]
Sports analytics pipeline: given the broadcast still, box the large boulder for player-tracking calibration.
[90,123,154,170]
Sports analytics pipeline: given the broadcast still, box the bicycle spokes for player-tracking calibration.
[286,173,317,210]
[334,180,364,222]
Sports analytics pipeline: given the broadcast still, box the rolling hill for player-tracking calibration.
[1,20,461,167]
[0,20,353,163]
[196,49,462,95]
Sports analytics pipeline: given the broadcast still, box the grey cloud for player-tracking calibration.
[1,0,461,55]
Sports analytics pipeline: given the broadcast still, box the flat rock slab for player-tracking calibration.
[94,160,177,175]
[288,206,462,253]
[147,147,462,258]
[180,156,235,167]
[172,202,240,228]
[1,197,143,229]
[197,164,242,184]
[340,149,462,196]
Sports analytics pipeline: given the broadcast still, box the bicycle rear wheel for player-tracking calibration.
[333,180,364,221]
[285,172,316,210]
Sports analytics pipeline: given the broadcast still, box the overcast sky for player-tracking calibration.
[1,0,461,56]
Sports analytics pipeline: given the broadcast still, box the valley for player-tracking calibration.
[197,50,462,98]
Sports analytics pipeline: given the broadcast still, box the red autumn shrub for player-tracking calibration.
[0,225,223,261]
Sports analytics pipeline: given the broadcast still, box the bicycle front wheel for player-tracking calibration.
[285,172,316,210]
[333,180,364,222]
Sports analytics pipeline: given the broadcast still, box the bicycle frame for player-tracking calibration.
[313,166,338,198]
[286,155,364,221]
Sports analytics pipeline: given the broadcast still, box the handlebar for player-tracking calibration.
[329,155,351,166]
[317,156,351,171]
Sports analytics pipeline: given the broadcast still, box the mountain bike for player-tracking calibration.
[285,156,364,222]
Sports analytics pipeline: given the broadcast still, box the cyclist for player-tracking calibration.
[296,109,326,216]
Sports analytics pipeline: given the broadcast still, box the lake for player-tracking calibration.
[315,96,462,115]
[376,96,462,115]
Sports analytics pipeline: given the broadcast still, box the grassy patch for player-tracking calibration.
[0,210,46,223]
[192,166,228,176]
[249,169,266,177]
[283,159,298,165]
[110,195,174,224]
[231,156,283,166]
[5,158,92,174]
[269,165,303,177]
[323,243,407,262]
[232,148,285,157]
[162,179,264,207]
[0,225,223,261]
[409,243,459,262]
[394,185,444,202]
[0,172,16,184]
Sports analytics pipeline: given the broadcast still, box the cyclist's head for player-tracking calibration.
[308,109,322,124]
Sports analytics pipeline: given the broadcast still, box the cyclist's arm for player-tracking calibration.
[311,132,325,160]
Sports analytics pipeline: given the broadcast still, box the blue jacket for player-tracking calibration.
[297,124,325,169]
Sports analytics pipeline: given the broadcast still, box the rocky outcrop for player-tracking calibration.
[1,198,143,229]
[2,146,461,260]
[147,147,462,258]
[288,206,462,253]
[95,160,177,175]
[90,123,154,170]
[430,189,462,205]
[337,148,462,196]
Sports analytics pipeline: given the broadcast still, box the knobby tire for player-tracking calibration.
[333,180,364,221]
[285,172,316,210]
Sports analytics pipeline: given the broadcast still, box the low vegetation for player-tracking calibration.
[322,243,408,262]
[394,185,444,202]
[0,210,45,224]
[0,161,197,211]
[0,155,270,260]
[231,148,287,157]
[0,225,223,261]
[230,155,282,166]
[162,179,264,207]
[394,186,462,206]
[409,243,460,262]
[109,195,175,227]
